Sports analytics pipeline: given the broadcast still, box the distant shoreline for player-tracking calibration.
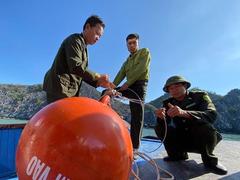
[0,116,27,121]
[1,117,240,141]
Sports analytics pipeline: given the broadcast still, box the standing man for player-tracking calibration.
[110,33,151,153]
[43,15,114,103]
[154,75,227,175]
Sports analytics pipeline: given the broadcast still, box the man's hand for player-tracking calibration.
[102,89,121,96]
[167,103,191,119]
[155,108,166,120]
[97,74,115,89]
[119,83,128,91]
[103,89,114,96]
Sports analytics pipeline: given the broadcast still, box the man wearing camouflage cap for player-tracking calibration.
[154,75,227,175]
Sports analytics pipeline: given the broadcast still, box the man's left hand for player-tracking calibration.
[167,103,190,118]
[97,74,115,89]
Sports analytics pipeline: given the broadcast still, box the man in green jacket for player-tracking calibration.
[105,33,151,154]
[154,75,227,175]
[43,15,114,103]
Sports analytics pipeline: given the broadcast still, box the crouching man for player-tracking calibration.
[154,75,227,175]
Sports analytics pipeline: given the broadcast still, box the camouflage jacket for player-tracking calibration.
[159,91,217,129]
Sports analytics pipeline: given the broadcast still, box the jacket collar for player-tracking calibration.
[80,33,87,48]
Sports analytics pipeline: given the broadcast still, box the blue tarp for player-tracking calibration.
[0,128,23,179]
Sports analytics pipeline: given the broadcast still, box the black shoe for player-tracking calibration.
[163,155,189,162]
[205,162,228,175]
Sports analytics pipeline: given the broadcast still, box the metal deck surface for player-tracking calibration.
[4,139,240,180]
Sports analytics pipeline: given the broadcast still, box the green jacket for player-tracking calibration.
[113,48,151,87]
[159,91,217,129]
[43,33,98,98]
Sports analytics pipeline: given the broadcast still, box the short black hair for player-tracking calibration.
[83,15,105,30]
[126,33,139,41]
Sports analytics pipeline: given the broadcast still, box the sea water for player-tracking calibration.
[142,127,240,141]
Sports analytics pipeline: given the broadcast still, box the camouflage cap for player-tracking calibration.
[163,75,191,92]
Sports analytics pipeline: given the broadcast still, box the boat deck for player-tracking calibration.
[132,139,240,179]
[3,139,240,180]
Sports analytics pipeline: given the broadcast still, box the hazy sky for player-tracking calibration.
[1,0,240,102]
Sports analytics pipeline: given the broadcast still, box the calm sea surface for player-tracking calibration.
[1,118,239,141]
[142,127,240,141]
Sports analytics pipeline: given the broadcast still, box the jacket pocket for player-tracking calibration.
[58,74,78,96]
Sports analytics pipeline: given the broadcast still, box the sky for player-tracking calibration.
[1,0,240,102]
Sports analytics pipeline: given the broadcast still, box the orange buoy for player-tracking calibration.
[16,97,133,180]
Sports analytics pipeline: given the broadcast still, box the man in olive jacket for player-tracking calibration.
[155,75,227,175]
[43,15,114,103]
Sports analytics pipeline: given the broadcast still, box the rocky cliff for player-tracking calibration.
[0,83,239,133]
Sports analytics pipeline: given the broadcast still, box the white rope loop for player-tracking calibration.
[99,88,174,180]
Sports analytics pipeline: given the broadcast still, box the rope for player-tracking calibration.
[137,152,174,180]
[99,88,174,180]
[131,160,141,180]
[113,88,167,154]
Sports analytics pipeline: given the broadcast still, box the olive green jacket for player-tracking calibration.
[113,48,151,87]
[158,91,217,129]
[43,33,98,98]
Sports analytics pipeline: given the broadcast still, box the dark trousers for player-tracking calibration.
[155,122,221,166]
[118,80,148,149]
